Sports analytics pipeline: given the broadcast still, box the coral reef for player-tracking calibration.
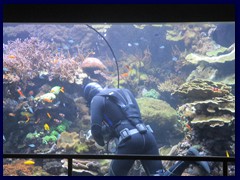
[137,97,184,145]
[3,37,89,85]
[178,95,235,128]
[186,65,218,82]
[185,43,235,64]
[172,79,232,103]
[61,159,110,176]
[3,159,48,176]
[142,89,160,99]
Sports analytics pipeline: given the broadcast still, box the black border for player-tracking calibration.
[3,4,235,23]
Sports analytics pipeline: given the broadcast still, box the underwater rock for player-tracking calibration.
[186,65,218,82]
[43,160,63,175]
[61,159,110,176]
[172,79,232,104]
[137,97,184,145]
[177,86,235,128]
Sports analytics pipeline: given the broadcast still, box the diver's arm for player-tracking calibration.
[90,96,105,146]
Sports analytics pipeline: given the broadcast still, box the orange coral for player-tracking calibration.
[3,159,34,176]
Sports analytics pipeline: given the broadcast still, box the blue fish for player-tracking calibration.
[3,67,9,72]
[133,42,139,46]
[172,56,178,61]
[28,106,34,114]
[28,144,35,148]
[68,39,74,44]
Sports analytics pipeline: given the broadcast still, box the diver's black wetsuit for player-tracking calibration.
[90,88,208,176]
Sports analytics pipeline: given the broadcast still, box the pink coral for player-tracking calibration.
[81,57,106,70]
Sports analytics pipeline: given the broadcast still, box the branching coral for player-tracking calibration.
[3,37,89,85]
[157,79,179,93]
[3,159,34,176]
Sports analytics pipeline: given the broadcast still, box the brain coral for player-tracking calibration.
[137,97,184,145]
[57,131,79,150]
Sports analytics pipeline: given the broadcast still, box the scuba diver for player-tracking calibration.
[83,82,210,176]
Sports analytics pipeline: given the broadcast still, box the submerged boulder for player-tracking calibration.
[137,97,184,145]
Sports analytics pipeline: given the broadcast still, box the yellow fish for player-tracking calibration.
[60,87,64,93]
[226,150,230,157]
[44,123,50,131]
[24,160,35,165]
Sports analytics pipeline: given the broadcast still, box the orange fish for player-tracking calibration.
[43,98,53,103]
[52,59,59,64]
[120,72,129,78]
[8,55,16,59]
[186,123,192,131]
[17,88,25,98]
[47,113,51,119]
[25,115,30,123]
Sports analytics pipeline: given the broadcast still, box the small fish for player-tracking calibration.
[185,123,192,131]
[18,121,26,124]
[43,98,53,103]
[25,115,30,123]
[28,106,34,114]
[44,123,50,131]
[226,150,230,157]
[127,43,132,47]
[68,39,74,44]
[211,87,221,92]
[60,87,64,93]
[120,72,129,78]
[59,113,65,118]
[133,42,139,46]
[28,90,34,96]
[159,45,165,49]
[17,87,26,98]
[3,135,6,141]
[28,144,36,148]
[3,67,9,72]
[46,113,51,119]
[53,101,61,107]
[53,118,62,124]
[24,160,35,165]
[172,56,178,61]
[86,130,92,140]
[8,55,16,59]
[35,117,40,124]
[51,59,59,64]
[8,113,16,117]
